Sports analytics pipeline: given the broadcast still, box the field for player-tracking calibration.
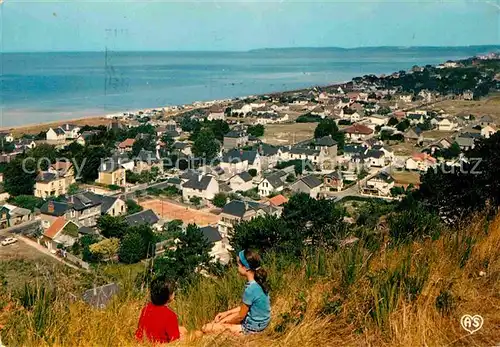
[390,170,421,186]
[2,117,112,137]
[261,122,316,145]
[427,92,500,121]
[139,198,220,226]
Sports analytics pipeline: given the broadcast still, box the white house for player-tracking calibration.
[258,172,286,197]
[437,118,456,132]
[364,171,394,196]
[481,125,497,139]
[227,171,254,193]
[405,153,437,172]
[59,124,81,139]
[200,226,230,264]
[232,104,253,116]
[46,128,66,142]
[207,105,226,121]
[220,149,261,175]
[182,174,219,202]
[290,175,323,199]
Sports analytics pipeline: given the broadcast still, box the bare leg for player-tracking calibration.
[202,322,243,335]
[219,311,241,324]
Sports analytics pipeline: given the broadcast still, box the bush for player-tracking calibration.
[212,193,227,208]
[126,199,143,215]
[248,168,257,177]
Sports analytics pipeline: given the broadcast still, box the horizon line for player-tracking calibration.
[3,44,500,54]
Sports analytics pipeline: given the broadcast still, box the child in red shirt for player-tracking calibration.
[135,278,187,344]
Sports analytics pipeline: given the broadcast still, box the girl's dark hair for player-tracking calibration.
[150,277,175,306]
[244,249,270,295]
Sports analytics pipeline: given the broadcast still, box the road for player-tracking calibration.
[17,235,80,270]
[324,164,393,202]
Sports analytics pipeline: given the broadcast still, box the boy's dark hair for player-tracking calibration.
[150,277,175,306]
[244,249,270,295]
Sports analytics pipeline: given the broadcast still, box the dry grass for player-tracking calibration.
[390,170,421,186]
[2,117,112,137]
[261,123,316,146]
[2,214,500,346]
[428,92,500,122]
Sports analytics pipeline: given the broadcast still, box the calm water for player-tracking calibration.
[0,47,498,127]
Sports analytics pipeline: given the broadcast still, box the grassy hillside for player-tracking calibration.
[1,212,499,346]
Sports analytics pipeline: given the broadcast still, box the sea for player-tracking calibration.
[1,46,499,128]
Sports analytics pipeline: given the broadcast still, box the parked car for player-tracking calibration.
[1,237,18,246]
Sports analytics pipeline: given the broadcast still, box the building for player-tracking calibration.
[223,131,248,150]
[343,123,374,142]
[34,172,68,199]
[463,90,474,100]
[290,175,323,199]
[200,225,230,264]
[42,217,80,251]
[481,125,497,139]
[49,161,76,188]
[404,127,424,144]
[96,159,126,187]
[0,204,33,228]
[364,171,394,196]
[134,149,163,174]
[227,171,254,192]
[217,200,280,237]
[40,193,103,228]
[46,127,66,142]
[323,171,343,192]
[181,174,219,202]
[125,209,160,229]
[220,149,261,175]
[207,105,226,121]
[258,171,286,197]
[405,153,437,172]
[118,138,136,153]
[59,124,81,139]
[437,118,456,132]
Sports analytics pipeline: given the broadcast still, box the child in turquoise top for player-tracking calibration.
[202,249,271,335]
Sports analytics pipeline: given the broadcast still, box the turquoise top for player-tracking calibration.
[242,280,271,330]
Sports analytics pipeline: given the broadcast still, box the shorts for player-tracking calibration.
[241,318,270,335]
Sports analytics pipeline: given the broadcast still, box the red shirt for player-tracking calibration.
[135,303,180,343]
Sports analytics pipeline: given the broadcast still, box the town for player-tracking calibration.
[1,53,499,271]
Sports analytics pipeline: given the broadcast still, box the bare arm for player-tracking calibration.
[214,306,242,322]
[222,304,249,324]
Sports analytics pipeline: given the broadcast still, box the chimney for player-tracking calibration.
[47,201,55,213]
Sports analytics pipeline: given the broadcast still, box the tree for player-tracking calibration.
[126,199,143,215]
[154,224,212,285]
[76,146,110,182]
[67,183,79,195]
[396,119,411,132]
[388,117,399,126]
[80,235,100,262]
[132,137,155,157]
[97,215,128,239]
[282,193,347,249]
[192,128,220,161]
[118,231,146,264]
[190,196,202,206]
[230,215,300,255]
[247,124,265,137]
[388,200,442,244]
[314,119,345,150]
[118,225,155,264]
[212,193,227,208]
[89,238,120,261]
[248,168,257,177]
[3,157,37,196]
[6,195,44,211]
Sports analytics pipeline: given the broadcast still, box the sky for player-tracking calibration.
[1,0,499,52]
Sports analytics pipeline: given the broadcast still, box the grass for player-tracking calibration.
[2,213,500,346]
[427,92,500,122]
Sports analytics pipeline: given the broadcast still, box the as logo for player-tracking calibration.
[460,314,484,334]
